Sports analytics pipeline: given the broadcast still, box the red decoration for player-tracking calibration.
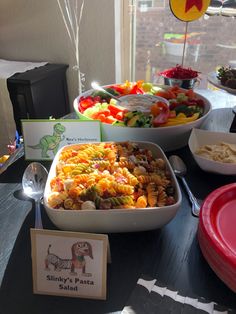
[185,0,203,12]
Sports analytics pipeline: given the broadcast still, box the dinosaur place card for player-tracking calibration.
[21,119,101,160]
[30,229,108,299]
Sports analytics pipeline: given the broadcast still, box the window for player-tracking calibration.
[138,0,153,11]
[119,0,236,88]
[138,0,166,10]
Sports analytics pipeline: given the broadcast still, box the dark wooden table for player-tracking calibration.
[0,100,236,314]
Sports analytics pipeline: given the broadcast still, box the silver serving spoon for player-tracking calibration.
[230,105,236,132]
[22,162,48,228]
[91,81,123,104]
[169,155,201,217]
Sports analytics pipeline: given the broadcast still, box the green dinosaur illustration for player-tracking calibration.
[28,123,66,158]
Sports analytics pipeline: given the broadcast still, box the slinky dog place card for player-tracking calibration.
[30,229,108,299]
[21,119,101,161]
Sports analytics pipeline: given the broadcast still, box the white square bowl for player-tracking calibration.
[188,128,236,175]
[43,141,182,233]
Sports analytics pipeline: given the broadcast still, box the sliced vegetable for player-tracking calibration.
[115,111,125,120]
[105,116,117,124]
[154,89,176,100]
[160,112,200,127]
[79,97,94,112]
[150,103,161,117]
[108,104,127,116]
[78,81,206,128]
[129,81,145,94]
[124,111,151,127]
[141,82,153,92]
[152,102,170,127]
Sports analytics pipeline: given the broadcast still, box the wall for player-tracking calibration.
[0,0,116,108]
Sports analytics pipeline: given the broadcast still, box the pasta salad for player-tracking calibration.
[47,142,177,210]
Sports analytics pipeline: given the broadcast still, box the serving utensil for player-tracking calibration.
[229,105,236,133]
[169,155,200,217]
[91,81,123,103]
[22,162,48,229]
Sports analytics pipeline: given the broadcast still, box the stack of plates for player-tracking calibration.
[198,183,236,292]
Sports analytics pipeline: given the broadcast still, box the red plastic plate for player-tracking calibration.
[198,183,236,291]
[200,183,236,264]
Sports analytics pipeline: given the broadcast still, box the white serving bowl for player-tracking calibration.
[189,128,236,175]
[73,88,212,152]
[43,141,182,233]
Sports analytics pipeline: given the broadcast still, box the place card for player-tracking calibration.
[22,119,101,160]
[30,229,108,299]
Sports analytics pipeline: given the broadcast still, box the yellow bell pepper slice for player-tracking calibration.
[160,112,200,127]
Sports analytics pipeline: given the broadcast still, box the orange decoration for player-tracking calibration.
[170,0,210,21]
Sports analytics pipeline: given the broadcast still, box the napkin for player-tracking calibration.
[122,275,236,314]
[0,59,47,154]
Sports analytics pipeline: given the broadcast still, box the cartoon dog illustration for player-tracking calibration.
[70,242,93,276]
[28,123,66,158]
[45,241,93,276]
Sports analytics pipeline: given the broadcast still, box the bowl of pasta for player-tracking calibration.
[43,141,182,233]
[73,81,212,152]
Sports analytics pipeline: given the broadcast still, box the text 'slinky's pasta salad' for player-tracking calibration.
[47,142,176,210]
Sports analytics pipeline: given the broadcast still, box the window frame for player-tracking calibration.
[115,0,134,83]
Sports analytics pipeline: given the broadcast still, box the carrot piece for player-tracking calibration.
[105,116,117,124]
[97,114,107,122]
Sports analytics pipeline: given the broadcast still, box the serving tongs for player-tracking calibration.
[229,105,236,133]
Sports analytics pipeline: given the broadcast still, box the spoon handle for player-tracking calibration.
[180,177,201,217]
[35,200,43,229]
[99,88,122,103]
[91,83,122,103]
